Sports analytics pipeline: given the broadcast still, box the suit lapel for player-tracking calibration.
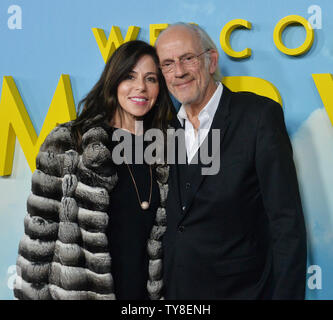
[178,86,233,221]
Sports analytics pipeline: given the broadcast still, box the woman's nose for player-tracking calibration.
[135,77,146,91]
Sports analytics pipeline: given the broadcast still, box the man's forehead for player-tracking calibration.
[156,27,200,57]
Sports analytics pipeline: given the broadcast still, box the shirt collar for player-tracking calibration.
[177,82,223,127]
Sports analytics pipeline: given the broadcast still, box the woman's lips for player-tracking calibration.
[129,97,149,106]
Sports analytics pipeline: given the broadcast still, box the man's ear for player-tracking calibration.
[209,49,219,75]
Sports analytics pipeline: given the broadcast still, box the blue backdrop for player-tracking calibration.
[0,0,332,300]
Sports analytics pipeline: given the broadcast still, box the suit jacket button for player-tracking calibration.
[178,226,185,233]
[186,182,191,189]
[182,205,186,211]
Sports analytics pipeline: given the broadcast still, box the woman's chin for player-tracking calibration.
[132,109,152,118]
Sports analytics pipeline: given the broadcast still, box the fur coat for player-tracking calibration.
[13,122,169,300]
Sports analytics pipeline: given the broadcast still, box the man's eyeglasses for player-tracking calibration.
[160,49,211,73]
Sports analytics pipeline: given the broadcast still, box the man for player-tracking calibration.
[155,23,307,299]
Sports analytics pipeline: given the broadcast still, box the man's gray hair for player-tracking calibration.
[157,22,223,82]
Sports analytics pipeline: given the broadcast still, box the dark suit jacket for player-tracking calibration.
[163,86,307,300]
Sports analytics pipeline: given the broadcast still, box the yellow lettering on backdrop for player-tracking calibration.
[150,23,169,46]
[222,76,282,106]
[273,15,314,56]
[312,73,333,126]
[220,19,252,59]
[0,75,76,176]
[92,26,140,63]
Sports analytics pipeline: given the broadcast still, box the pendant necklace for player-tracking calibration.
[113,128,152,210]
[125,161,152,210]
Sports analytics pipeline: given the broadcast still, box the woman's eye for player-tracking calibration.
[125,74,135,80]
[147,77,157,83]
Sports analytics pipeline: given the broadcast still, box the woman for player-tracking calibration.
[13,40,172,300]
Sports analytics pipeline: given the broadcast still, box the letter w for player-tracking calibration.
[92,25,140,63]
[0,75,76,176]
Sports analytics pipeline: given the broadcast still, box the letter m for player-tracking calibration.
[0,75,76,176]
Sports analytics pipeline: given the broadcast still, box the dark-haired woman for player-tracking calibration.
[14,40,172,300]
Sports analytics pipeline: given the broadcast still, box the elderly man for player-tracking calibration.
[155,23,307,299]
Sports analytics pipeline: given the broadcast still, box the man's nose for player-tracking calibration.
[174,60,187,78]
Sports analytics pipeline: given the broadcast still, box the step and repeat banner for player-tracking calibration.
[0,0,332,300]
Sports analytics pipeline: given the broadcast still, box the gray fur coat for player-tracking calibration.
[13,122,169,300]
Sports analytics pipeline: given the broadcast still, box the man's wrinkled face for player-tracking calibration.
[156,26,217,109]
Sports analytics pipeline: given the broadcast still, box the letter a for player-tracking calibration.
[8,5,22,30]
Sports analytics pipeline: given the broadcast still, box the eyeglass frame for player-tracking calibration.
[159,48,211,73]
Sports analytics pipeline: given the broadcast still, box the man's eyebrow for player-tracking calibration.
[179,52,194,59]
[160,58,174,63]
[161,52,194,63]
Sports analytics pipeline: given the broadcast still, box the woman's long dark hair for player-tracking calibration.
[71,40,172,151]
